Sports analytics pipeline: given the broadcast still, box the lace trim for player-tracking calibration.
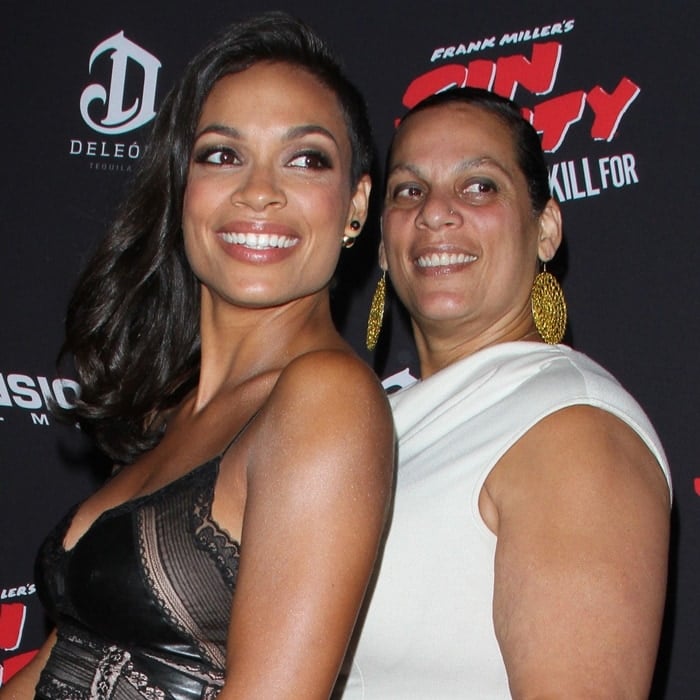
[37,628,225,700]
[36,632,168,700]
[192,480,240,588]
[122,665,167,700]
[90,646,132,699]
[137,505,227,669]
[36,676,88,700]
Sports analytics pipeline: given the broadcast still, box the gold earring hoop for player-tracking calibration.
[531,262,567,344]
[366,271,386,351]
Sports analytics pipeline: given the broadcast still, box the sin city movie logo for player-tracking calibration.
[0,592,38,686]
[70,31,162,173]
[402,36,641,202]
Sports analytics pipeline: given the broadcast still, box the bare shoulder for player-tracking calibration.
[268,348,392,433]
[250,348,394,486]
[276,347,387,397]
[542,405,667,500]
[480,404,670,535]
[487,404,669,515]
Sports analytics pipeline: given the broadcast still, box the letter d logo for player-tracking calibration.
[80,31,161,135]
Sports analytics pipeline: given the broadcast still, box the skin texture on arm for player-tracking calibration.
[0,630,56,700]
[219,350,394,699]
[481,405,670,700]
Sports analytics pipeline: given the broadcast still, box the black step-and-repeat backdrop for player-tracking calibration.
[1,2,698,696]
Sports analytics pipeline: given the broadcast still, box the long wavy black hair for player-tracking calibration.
[62,12,373,464]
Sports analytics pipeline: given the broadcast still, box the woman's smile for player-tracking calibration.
[182,61,368,309]
[216,219,300,256]
[414,249,478,270]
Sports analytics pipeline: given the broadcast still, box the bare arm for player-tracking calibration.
[0,629,56,700]
[220,351,394,699]
[483,405,670,700]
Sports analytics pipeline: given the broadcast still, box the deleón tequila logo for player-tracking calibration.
[80,31,161,135]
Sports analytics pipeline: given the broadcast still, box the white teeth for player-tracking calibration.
[219,232,297,249]
[249,233,268,247]
[416,252,477,268]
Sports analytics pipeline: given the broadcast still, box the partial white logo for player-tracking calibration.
[0,372,80,427]
[382,367,418,394]
[80,31,161,135]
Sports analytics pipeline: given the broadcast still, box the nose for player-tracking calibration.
[231,162,286,211]
[416,192,462,231]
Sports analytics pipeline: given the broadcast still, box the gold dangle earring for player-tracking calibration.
[530,261,567,344]
[366,270,386,351]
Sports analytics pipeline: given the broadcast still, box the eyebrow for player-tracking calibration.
[287,124,340,148]
[194,123,340,148]
[195,124,242,140]
[388,156,513,180]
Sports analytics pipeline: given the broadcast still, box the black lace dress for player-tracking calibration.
[34,459,240,700]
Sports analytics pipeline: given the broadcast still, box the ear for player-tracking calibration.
[537,198,563,262]
[377,216,390,271]
[378,239,388,272]
[344,174,372,242]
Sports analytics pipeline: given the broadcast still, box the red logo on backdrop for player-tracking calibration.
[0,603,38,685]
[401,41,639,153]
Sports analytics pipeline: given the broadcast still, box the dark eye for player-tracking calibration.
[193,146,241,166]
[391,183,425,202]
[461,179,497,196]
[288,151,332,169]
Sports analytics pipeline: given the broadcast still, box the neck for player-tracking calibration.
[193,287,341,411]
[414,319,541,379]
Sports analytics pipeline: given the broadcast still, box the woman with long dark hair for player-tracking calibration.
[2,13,394,700]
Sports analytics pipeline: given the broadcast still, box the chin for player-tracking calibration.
[415,295,472,320]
